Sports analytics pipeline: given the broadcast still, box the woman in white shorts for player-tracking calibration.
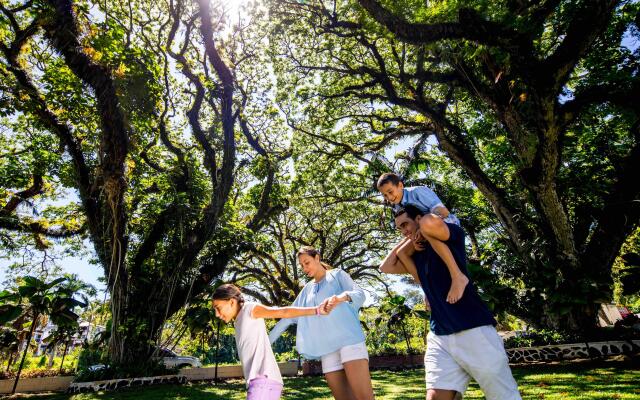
[270,246,374,400]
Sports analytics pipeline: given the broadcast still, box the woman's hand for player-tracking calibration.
[322,293,351,313]
[319,296,335,313]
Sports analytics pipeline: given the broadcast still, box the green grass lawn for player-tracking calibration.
[21,357,640,400]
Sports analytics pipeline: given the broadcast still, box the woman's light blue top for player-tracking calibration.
[268,269,366,359]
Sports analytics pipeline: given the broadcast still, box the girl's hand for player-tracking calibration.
[319,297,331,313]
[325,294,344,312]
[316,304,329,315]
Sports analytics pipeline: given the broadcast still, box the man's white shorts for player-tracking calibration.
[321,342,369,374]
[425,325,521,400]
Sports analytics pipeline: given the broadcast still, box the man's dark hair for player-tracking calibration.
[377,172,402,188]
[393,204,424,220]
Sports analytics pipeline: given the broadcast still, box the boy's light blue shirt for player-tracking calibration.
[268,269,366,359]
[396,186,460,225]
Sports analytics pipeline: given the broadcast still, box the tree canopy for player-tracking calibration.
[1,0,639,365]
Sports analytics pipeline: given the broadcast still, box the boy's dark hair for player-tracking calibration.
[377,172,402,188]
[393,204,424,220]
[212,284,245,306]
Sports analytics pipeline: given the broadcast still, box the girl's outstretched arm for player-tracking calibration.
[252,304,327,319]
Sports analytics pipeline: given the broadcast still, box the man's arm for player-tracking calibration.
[396,240,421,284]
[379,238,411,274]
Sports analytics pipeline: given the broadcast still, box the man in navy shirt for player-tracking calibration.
[380,205,520,400]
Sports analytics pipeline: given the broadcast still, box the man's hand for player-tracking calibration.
[412,232,426,251]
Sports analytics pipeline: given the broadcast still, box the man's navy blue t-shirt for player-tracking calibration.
[412,223,496,335]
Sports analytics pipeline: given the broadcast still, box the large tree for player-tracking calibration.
[231,154,395,305]
[268,0,640,331]
[0,0,286,364]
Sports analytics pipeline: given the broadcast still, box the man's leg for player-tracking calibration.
[418,215,468,303]
[425,332,470,399]
[426,389,458,400]
[453,326,521,400]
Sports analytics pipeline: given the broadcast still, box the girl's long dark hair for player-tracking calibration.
[212,284,245,306]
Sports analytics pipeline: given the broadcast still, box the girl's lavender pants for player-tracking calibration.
[247,376,283,400]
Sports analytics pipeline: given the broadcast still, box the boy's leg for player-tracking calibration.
[418,215,468,303]
[397,239,421,283]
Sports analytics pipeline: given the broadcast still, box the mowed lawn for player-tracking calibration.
[22,357,640,400]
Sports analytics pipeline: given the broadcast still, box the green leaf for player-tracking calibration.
[0,304,23,324]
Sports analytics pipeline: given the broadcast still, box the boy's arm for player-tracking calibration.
[252,304,325,319]
[379,238,411,274]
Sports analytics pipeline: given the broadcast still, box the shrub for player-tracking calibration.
[0,368,75,379]
[504,328,577,348]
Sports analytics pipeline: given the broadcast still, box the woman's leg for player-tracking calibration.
[343,359,375,400]
[325,370,356,400]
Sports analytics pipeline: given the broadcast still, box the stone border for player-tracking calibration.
[302,340,640,375]
[67,374,187,393]
[65,361,298,394]
[506,340,640,363]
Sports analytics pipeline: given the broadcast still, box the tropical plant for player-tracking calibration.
[0,275,87,393]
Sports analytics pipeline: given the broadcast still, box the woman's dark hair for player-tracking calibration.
[393,204,424,220]
[297,246,332,270]
[377,172,402,188]
[212,284,244,306]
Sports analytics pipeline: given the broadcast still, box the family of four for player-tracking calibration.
[211,172,521,400]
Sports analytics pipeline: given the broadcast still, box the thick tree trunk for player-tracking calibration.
[108,292,160,365]
[540,303,599,333]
